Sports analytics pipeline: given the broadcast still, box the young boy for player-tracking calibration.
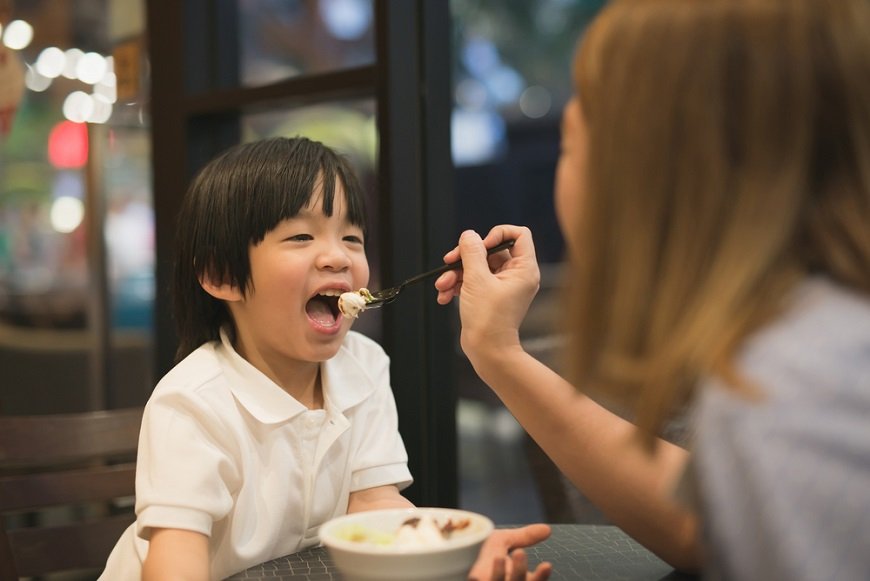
[101,137,413,580]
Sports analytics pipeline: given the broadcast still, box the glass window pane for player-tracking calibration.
[241,100,381,341]
[103,122,155,408]
[0,0,152,413]
[239,0,375,87]
[449,0,605,525]
[450,0,604,264]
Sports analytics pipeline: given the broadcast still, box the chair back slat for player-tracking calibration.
[0,530,15,581]
[7,513,135,577]
[0,408,143,465]
[0,407,143,580]
[0,463,136,512]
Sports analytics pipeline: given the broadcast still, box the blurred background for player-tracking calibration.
[0,0,605,526]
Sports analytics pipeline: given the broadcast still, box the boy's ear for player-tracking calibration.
[199,274,244,302]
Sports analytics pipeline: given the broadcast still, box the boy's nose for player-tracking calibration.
[316,242,352,271]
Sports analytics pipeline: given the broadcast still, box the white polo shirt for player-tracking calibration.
[100,330,412,580]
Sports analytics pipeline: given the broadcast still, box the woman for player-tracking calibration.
[440,1,870,579]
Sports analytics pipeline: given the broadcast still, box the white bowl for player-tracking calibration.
[319,507,494,581]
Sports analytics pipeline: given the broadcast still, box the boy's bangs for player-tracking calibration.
[293,163,368,231]
[245,143,369,245]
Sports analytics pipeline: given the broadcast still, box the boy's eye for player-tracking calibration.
[344,235,364,245]
[287,234,313,242]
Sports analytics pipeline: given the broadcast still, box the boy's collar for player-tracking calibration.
[217,329,377,424]
[321,339,379,412]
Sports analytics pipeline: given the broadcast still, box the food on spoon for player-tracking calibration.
[338,288,375,319]
[336,514,472,548]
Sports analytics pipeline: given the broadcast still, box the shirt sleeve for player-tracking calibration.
[134,387,240,539]
[693,279,870,581]
[693,378,870,581]
[346,343,413,493]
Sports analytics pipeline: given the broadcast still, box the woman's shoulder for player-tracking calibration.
[784,277,870,338]
[692,278,870,580]
[718,277,870,406]
[744,277,870,374]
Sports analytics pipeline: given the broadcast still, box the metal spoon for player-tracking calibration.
[364,239,516,309]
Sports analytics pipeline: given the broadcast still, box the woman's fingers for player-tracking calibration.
[505,524,552,548]
[483,225,536,262]
[436,225,534,299]
[434,268,461,293]
[490,554,507,580]
[508,549,528,581]
[468,525,551,580]
[435,281,462,305]
[530,561,553,581]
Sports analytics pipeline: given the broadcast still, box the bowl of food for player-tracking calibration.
[319,507,494,581]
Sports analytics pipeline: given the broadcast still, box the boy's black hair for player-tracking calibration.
[171,136,368,361]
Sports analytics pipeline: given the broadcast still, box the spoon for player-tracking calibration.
[364,239,516,309]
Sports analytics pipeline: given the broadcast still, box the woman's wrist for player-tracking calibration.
[464,335,527,383]
[461,326,520,359]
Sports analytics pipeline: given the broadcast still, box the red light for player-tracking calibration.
[48,121,89,169]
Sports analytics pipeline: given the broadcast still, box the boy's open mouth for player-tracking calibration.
[306,290,342,327]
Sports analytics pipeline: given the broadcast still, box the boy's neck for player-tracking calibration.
[232,337,325,409]
[295,369,324,410]
[269,364,324,410]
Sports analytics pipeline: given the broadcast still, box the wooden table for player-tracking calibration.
[226,524,698,580]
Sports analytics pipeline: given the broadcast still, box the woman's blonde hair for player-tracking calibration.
[564,0,870,445]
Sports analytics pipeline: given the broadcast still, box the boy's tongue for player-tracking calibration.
[306,297,337,326]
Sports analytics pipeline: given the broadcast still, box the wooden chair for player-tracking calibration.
[0,407,143,580]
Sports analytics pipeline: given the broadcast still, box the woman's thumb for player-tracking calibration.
[457,230,488,276]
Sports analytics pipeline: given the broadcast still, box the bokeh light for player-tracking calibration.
[35,46,65,78]
[3,19,34,50]
[48,120,89,168]
[50,196,85,233]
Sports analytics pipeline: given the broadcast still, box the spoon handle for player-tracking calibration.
[400,239,516,287]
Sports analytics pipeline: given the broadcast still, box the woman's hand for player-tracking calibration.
[468,524,552,580]
[435,226,540,360]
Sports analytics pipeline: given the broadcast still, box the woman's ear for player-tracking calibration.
[199,274,244,302]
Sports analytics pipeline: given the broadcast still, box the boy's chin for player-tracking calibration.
[307,330,349,356]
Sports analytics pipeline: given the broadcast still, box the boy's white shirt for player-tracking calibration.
[100,329,412,580]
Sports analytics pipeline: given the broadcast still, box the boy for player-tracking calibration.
[101,137,413,580]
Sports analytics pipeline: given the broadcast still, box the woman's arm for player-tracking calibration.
[436,227,702,571]
[473,345,700,570]
[142,528,209,581]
